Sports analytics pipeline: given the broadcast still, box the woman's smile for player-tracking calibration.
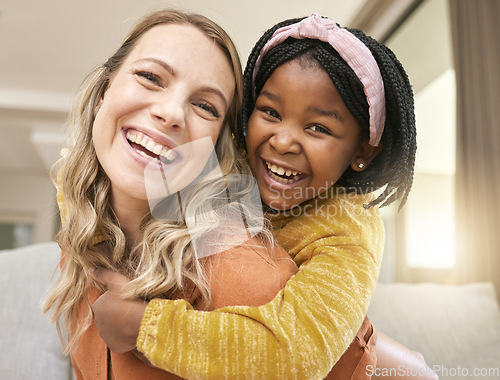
[124,129,179,166]
[92,23,235,207]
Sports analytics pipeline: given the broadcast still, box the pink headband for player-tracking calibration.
[253,13,385,146]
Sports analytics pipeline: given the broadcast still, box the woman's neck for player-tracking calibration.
[110,189,150,248]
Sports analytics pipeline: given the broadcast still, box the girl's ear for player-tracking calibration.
[351,139,383,172]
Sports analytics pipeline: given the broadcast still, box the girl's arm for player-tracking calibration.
[135,193,384,380]
[372,332,438,380]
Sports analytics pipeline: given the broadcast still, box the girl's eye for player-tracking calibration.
[196,102,220,118]
[308,124,332,135]
[262,108,281,120]
[135,71,162,87]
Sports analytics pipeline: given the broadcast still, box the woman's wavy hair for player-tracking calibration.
[238,16,416,209]
[42,9,269,352]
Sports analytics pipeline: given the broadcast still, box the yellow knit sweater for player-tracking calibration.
[136,188,384,379]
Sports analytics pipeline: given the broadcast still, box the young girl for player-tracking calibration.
[43,9,302,380]
[88,13,435,380]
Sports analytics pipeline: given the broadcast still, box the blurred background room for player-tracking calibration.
[0,0,499,379]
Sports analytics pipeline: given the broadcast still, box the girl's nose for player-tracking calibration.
[268,125,301,155]
[150,94,186,130]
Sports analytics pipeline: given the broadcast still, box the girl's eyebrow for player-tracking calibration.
[259,90,281,103]
[260,90,343,122]
[308,106,344,122]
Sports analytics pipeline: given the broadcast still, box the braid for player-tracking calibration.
[314,45,369,131]
[239,18,416,210]
[238,18,303,147]
[336,28,416,209]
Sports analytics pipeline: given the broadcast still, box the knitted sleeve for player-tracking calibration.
[136,193,384,380]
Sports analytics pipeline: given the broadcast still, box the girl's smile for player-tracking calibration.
[245,60,367,211]
[264,160,305,184]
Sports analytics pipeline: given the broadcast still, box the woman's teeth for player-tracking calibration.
[126,131,177,164]
[266,161,302,184]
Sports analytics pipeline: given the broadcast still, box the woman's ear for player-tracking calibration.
[94,97,104,117]
[351,139,383,172]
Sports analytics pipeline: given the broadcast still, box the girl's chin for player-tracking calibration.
[262,197,300,211]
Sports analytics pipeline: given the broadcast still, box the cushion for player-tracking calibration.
[0,242,71,380]
[368,282,500,380]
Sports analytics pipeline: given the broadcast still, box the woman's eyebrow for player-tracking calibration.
[199,86,229,111]
[133,57,229,110]
[134,58,176,76]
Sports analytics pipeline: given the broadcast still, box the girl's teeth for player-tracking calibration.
[265,161,302,178]
[270,171,293,184]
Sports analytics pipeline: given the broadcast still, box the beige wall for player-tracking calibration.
[0,171,56,244]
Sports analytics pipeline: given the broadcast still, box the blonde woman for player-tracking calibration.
[43,9,297,379]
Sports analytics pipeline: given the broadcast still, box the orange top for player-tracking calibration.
[71,286,183,380]
[70,238,298,379]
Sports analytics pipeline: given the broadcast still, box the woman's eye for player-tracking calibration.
[196,102,220,118]
[135,71,162,86]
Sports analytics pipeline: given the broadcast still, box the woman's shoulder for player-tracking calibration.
[205,237,298,310]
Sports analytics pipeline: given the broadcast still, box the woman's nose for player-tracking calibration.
[268,125,301,155]
[150,93,186,130]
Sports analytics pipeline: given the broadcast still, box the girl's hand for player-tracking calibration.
[88,267,147,353]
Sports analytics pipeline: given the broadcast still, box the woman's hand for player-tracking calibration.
[88,267,147,353]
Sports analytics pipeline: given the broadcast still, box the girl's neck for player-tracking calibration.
[110,189,150,248]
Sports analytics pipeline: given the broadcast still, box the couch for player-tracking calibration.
[1,242,499,380]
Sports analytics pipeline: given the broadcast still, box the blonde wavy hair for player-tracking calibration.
[42,9,271,353]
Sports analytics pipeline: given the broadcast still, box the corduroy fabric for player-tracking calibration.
[136,189,384,379]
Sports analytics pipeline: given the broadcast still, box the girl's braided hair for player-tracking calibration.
[237,17,416,209]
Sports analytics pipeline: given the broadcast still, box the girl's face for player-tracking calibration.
[245,60,366,210]
[93,23,235,210]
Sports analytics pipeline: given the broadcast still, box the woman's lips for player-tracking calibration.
[123,128,180,166]
[125,130,178,164]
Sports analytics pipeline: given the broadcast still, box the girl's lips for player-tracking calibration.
[259,158,306,189]
[264,160,303,178]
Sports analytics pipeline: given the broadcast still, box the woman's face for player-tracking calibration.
[93,23,235,212]
[245,60,365,211]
